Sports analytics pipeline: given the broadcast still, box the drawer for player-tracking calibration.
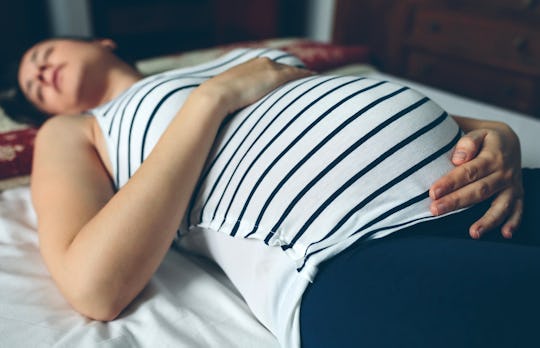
[446,0,540,16]
[407,8,540,75]
[406,51,540,116]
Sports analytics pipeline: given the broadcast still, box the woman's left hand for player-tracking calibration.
[429,121,523,239]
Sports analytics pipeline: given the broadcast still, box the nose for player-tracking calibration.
[35,64,52,85]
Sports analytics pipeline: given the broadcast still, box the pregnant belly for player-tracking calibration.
[183,75,460,266]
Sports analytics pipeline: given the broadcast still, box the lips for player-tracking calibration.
[52,64,64,93]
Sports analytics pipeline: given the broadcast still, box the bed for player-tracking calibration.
[1,37,539,348]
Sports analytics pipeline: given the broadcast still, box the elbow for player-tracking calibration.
[63,280,128,322]
[78,302,123,323]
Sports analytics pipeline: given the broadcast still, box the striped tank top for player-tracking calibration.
[91,48,462,347]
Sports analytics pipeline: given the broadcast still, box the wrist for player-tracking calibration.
[195,81,237,116]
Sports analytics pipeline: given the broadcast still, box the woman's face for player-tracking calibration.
[18,38,117,116]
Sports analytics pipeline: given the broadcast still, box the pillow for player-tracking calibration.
[0,127,37,191]
[278,40,371,72]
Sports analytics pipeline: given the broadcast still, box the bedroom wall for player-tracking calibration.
[47,0,93,37]
[46,0,336,42]
[305,0,336,42]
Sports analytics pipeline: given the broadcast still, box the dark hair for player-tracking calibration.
[0,58,48,126]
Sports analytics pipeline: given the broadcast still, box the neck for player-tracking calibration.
[94,62,143,108]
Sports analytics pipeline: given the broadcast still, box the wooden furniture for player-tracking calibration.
[90,0,306,60]
[333,0,540,117]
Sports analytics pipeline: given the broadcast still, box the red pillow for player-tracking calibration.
[0,128,37,181]
[221,39,372,72]
[279,41,371,72]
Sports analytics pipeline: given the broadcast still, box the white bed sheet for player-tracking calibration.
[0,186,279,348]
[1,67,539,348]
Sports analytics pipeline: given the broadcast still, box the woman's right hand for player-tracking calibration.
[197,57,314,115]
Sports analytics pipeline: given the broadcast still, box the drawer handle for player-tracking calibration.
[513,36,529,52]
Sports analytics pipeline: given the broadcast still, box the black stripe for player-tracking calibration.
[349,129,462,240]
[126,76,204,179]
[113,87,148,186]
[248,96,429,241]
[292,208,436,265]
[106,84,148,135]
[220,77,377,236]
[296,127,461,272]
[140,84,199,162]
[222,78,387,237]
[186,84,290,227]
[125,49,283,180]
[189,75,324,226]
[285,111,449,249]
[353,191,430,237]
[203,76,351,226]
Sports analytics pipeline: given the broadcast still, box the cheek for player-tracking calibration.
[40,89,64,115]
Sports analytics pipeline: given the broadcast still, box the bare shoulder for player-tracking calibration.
[32,114,115,250]
[34,114,94,146]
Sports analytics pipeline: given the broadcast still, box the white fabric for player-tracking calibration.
[1,66,539,348]
[179,228,307,348]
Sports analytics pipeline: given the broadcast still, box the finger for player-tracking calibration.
[452,130,487,165]
[468,189,515,239]
[430,171,507,216]
[500,198,523,239]
[430,156,496,201]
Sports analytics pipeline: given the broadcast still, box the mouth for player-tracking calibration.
[52,64,64,93]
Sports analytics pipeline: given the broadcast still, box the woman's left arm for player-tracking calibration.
[430,116,523,239]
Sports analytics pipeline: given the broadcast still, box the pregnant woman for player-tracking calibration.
[9,38,539,347]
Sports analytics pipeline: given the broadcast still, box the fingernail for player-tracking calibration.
[435,202,447,215]
[433,188,443,200]
[475,226,483,239]
[452,151,467,162]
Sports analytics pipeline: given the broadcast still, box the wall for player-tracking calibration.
[46,0,335,42]
[305,0,336,42]
[47,0,93,37]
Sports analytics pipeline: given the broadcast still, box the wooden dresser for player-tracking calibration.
[333,0,540,118]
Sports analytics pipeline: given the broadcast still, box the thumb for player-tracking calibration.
[452,129,486,165]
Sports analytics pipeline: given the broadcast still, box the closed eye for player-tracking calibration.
[42,46,53,65]
[36,85,44,103]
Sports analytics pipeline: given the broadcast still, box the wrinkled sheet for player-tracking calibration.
[0,186,279,348]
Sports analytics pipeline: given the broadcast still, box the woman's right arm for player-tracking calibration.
[32,58,312,321]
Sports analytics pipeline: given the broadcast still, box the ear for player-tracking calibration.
[95,38,117,51]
